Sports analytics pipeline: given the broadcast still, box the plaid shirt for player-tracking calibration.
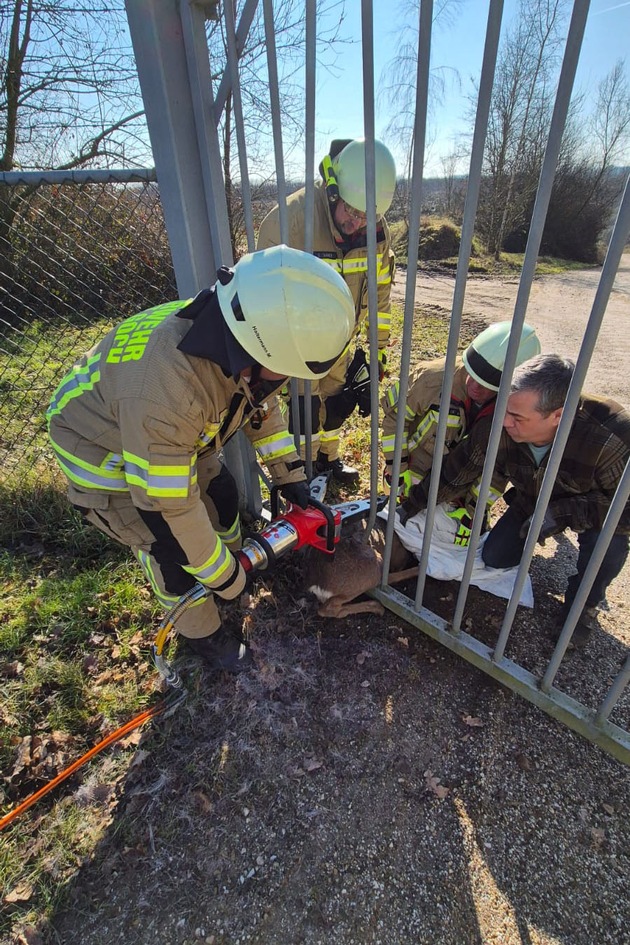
[433,395,630,534]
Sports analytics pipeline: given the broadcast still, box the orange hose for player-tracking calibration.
[0,693,183,833]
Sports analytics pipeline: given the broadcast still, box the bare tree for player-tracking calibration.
[1,0,147,173]
[478,0,568,257]
[205,0,348,255]
[541,60,630,262]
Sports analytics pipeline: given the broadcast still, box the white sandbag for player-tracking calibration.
[378,504,534,607]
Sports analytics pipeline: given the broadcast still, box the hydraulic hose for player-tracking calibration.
[0,688,186,833]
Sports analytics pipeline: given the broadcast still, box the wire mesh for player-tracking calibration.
[0,177,177,481]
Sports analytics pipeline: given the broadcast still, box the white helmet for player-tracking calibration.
[217,246,355,380]
[463,321,541,392]
[331,138,396,216]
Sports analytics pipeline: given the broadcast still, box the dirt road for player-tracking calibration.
[392,255,630,403]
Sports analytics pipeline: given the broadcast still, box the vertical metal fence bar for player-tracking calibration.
[538,175,630,680]
[125,0,218,293]
[225,0,256,252]
[381,0,433,586]
[361,0,381,534]
[302,0,317,478]
[453,0,591,643]
[413,0,505,610]
[596,655,630,725]
[542,455,630,689]
[262,0,301,454]
[180,0,234,266]
[213,0,260,123]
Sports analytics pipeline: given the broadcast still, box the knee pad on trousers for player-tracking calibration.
[323,388,357,431]
[205,463,240,531]
[288,394,322,435]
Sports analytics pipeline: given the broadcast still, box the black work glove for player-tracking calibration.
[518,508,560,544]
[346,347,372,417]
[377,349,387,382]
[280,480,310,510]
[396,480,431,526]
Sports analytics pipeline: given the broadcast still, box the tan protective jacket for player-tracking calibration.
[47,300,304,595]
[381,359,472,473]
[381,358,499,512]
[257,181,394,350]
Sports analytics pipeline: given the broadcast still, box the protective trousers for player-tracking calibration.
[286,349,352,461]
[74,453,241,639]
[481,505,629,612]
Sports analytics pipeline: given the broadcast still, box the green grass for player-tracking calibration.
[0,270,542,937]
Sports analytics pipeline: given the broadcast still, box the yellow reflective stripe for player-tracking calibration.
[196,422,221,449]
[298,433,322,446]
[408,408,460,452]
[46,353,102,421]
[320,428,341,444]
[217,514,241,546]
[382,433,409,457]
[253,431,295,461]
[322,258,343,273]
[123,450,196,498]
[137,550,180,606]
[136,550,206,609]
[184,534,233,585]
[49,439,127,491]
[385,382,399,408]
[471,481,502,508]
[377,311,391,331]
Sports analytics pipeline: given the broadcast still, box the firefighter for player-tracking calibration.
[257,137,397,483]
[385,321,541,541]
[47,246,355,673]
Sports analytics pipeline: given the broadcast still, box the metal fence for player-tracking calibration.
[2,0,628,762]
[0,169,177,478]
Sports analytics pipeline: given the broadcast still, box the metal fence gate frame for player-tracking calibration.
[1,0,628,762]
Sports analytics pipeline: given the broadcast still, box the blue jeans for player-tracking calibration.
[482,505,629,608]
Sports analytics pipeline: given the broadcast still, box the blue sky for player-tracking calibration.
[309,0,630,177]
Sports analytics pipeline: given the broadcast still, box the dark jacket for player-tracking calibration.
[433,395,630,534]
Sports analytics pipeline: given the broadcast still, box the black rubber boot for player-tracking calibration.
[315,451,359,485]
[185,625,254,673]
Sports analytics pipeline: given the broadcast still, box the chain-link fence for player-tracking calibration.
[0,172,177,481]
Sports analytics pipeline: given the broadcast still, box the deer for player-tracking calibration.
[304,517,419,619]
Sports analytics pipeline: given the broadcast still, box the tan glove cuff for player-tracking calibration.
[267,460,307,487]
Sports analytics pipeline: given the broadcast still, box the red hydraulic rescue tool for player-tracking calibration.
[151,483,379,686]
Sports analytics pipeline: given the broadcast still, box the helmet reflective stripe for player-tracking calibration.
[463,321,541,392]
[218,245,355,380]
[331,139,396,215]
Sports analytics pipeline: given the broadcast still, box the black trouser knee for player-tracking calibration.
[205,463,240,531]
[482,505,527,569]
[565,529,629,607]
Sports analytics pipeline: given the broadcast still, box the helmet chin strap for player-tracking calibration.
[243,364,287,405]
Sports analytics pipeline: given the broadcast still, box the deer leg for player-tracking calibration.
[318,597,385,619]
[386,566,420,586]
